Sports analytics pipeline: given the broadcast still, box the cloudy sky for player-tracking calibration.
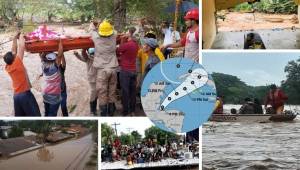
[100,117,154,137]
[202,52,299,86]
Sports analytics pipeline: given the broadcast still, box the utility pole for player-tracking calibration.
[111,122,120,136]
[127,128,133,145]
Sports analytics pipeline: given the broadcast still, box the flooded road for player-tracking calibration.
[202,105,300,170]
[0,134,94,170]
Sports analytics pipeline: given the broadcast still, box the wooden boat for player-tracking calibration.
[209,113,297,123]
[25,36,94,53]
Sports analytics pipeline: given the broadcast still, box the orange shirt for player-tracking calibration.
[5,57,30,94]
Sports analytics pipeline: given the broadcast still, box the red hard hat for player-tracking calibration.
[184,8,199,21]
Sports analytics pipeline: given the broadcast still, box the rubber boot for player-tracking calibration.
[108,103,116,116]
[100,104,109,117]
[90,99,97,116]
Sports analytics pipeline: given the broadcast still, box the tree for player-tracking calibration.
[0,0,20,23]
[212,72,271,104]
[101,123,115,145]
[131,130,142,144]
[8,126,24,138]
[282,58,300,104]
[212,72,250,104]
[113,0,126,32]
[90,120,98,143]
[33,121,52,144]
[235,0,297,14]
[144,126,179,145]
[119,133,131,145]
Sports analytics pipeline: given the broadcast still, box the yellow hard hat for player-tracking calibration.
[98,20,114,37]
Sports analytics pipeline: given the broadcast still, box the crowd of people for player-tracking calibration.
[3,8,199,117]
[101,138,198,165]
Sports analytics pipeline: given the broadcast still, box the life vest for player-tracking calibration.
[214,99,223,114]
[269,89,280,101]
[268,89,287,107]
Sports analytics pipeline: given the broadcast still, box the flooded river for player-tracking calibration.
[202,105,300,170]
[0,134,93,170]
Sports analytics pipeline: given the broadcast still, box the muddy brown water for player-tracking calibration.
[0,134,93,170]
[202,116,300,170]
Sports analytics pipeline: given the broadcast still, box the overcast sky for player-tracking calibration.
[100,117,154,137]
[202,52,299,86]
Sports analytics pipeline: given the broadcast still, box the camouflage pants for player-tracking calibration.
[96,68,117,106]
[89,82,97,102]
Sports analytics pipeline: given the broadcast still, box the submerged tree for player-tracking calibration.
[8,126,24,138]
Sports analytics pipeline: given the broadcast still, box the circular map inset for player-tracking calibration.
[141,58,216,133]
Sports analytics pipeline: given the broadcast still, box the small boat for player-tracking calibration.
[209,113,297,123]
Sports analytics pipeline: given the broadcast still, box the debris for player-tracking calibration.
[290,14,298,24]
[264,17,284,23]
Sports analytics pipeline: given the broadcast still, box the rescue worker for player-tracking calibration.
[3,32,41,116]
[89,20,118,116]
[264,84,288,114]
[74,48,97,115]
[253,98,263,114]
[117,27,139,116]
[162,8,199,62]
[213,96,223,114]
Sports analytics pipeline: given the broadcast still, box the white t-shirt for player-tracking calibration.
[172,31,181,42]
[162,28,172,46]
[162,28,181,46]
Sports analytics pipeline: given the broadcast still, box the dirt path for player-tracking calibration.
[0,25,146,117]
[0,25,92,116]
[217,11,299,32]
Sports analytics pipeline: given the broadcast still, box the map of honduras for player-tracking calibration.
[141,58,216,133]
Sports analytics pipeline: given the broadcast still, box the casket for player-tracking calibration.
[25,36,94,53]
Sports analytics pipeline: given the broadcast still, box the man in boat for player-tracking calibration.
[253,98,263,114]
[239,97,255,114]
[162,8,199,62]
[74,48,97,116]
[89,20,118,116]
[264,84,288,114]
[3,32,41,116]
[213,96,223,114]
